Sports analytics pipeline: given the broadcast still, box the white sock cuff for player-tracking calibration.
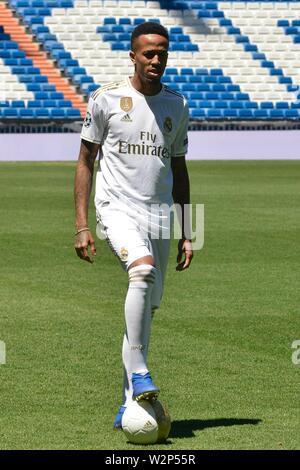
[128,264,156,286]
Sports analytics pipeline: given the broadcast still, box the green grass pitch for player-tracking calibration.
[0,160,299,450]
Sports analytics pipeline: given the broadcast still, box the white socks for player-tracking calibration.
[121,264,156,406]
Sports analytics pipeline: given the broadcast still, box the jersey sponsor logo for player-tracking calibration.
[118,140,170,159]
[120,96,133,112]
[84,111,92,128]
[121,113,132,122]
[164,117,172,133]
[118,131,170,159]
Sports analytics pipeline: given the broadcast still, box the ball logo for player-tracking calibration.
[84,111,92,128]
[164,117,172,133]
[120,97,133,112]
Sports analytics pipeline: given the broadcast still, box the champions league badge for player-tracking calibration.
[164,117,172,133]
[120,97,133,112]
[84,111,92,128]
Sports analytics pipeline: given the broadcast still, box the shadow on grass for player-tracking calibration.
[169,418,262,439]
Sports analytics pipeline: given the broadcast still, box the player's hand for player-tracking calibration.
[176,239,193,271]
[74,230,97,263]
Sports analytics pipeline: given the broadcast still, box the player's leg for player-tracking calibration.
[120,237,171,413]
[124,256,160,402]
[96,205,159,427]
[114,258,159,428]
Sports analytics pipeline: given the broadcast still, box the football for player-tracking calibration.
[122,400,171,445]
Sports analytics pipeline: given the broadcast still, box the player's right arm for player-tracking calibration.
[74,139,99,263]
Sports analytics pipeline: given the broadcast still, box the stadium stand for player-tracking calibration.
[1,0,300,124]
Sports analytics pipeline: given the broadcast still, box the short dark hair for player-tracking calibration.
[131,22,169,50]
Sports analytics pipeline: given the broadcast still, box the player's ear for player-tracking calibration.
[130,50,136,64]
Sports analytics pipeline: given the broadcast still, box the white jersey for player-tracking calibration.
[81,76,189,210]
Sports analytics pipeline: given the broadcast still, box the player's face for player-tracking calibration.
[130,34,169,83]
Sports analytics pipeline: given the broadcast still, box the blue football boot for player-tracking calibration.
[132,372,160,401]
[113,405,126,430]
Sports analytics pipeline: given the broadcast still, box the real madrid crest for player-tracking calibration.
[164,117,172,133]
[120,97,133,112]
[120,247,129,261]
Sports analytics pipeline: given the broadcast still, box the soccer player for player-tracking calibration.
[74,22,193,429]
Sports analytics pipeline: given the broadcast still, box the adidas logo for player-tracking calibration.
[121,113,132,122]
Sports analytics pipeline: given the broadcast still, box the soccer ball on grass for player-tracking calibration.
[121,399,171,445]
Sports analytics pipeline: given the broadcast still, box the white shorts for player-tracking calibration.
[96,200,171,309]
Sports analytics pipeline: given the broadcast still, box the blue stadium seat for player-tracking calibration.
[50,92,64,100]
[245,102,258,109]
[285,109,299,118]
[111,42,128,51]
[188,100,197,108]
[28,100,42,108]
[230,102,244,109]
[199,100,212,109]
[11,100,25,108]
[19,109,35,118]
[275,102,289,109]
[181,84,197,92]
[133,18,145,25]
[270,109,285,119]
[236,93,249,101]
[254,109,268,119]
[34,75,48,83]
[207,109,222,118]
[191,109,205,118]
[196,69,208,76]
[223,109,238,118]
[58,100,72,108]
[35,109,51,118]
[185,44,198,51]
[66,109,81,119]
[196,84,210,92]
[214,100,228,109]
[3,109,19,118]
[181,68,194,75]
[35,92,49,100]
[119,18,131,25]
[43,99,57,108]
[221,93,234,101]
[212,84,226,92]
[50,109,66,118]
[190,92,204,100]
[238,109,254,119]
[205,92,219,100]
[261,102,274,109]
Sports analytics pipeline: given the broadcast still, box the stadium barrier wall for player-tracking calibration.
[1,130,300,161]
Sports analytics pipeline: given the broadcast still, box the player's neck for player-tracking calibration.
[130,75,162,96]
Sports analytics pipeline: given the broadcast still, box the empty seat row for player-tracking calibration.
[0,99,73,107]
[190,108,300,119]
[187,100,300,109]
[11,0,73,7]
[0,108,81,118]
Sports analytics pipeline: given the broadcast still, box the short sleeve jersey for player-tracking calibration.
[81,77,189,209]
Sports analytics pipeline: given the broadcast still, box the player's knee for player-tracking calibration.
[128,255,155,270]
[128,264,157,289]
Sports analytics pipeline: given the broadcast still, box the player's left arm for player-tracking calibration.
[171,156,193,271]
